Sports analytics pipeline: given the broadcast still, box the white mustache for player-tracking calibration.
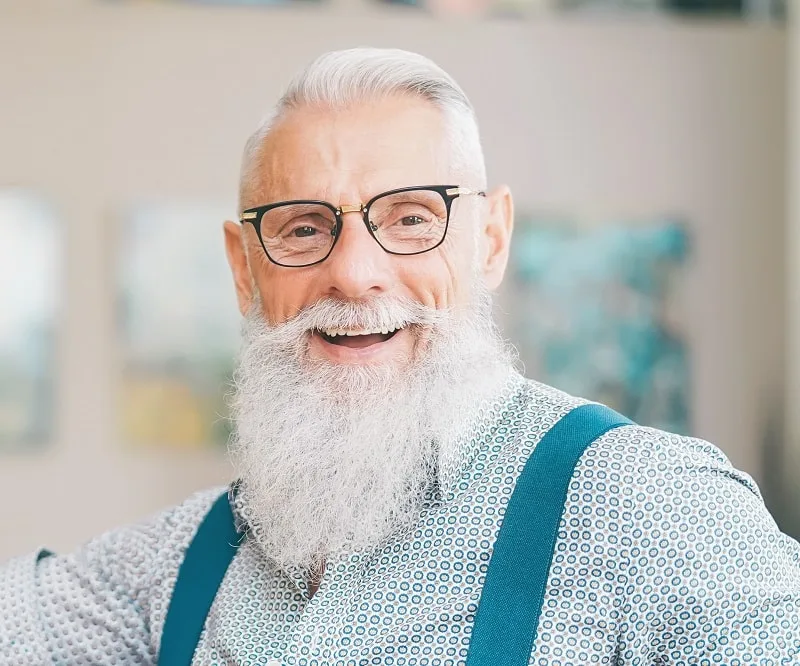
[276,297,449,339]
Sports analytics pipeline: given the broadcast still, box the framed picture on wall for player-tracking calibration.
[499,212,692,435]
[116,201,241,449]
[0,190,59,450]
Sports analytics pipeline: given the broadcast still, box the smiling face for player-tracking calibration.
[224,93,514,372]
[224,92,516,569]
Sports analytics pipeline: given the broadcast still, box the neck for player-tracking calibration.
[307,562,325,599]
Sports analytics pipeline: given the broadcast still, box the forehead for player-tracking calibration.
[247,95,451,206]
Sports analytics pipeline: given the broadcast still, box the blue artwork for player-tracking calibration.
[505,214,691,435]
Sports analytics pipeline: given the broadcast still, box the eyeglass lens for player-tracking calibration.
[258,189,449,266]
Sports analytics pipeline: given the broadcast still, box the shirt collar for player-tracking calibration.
[434,368,525,501]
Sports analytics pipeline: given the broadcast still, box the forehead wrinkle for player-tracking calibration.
[243,97,454,210]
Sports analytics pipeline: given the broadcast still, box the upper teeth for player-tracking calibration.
[321,326,399,338]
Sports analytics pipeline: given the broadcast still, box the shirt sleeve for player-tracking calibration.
[0,487,223,666]
[616,428,800,664]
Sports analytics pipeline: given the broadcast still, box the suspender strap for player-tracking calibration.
[465,403,632,666]
[159,403,631,666]
[159,489,241,666]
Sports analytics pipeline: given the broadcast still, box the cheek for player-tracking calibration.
[252,256,316,325]
[399,240,472,310]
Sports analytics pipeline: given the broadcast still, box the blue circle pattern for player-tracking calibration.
[201,376,799,665]
[3,373,798,664]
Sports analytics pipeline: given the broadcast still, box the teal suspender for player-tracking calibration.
[158,403,631,666]
[464,403,631,666]
[159,490,242,666]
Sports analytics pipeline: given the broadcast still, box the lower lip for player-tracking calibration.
[309,328,410,364]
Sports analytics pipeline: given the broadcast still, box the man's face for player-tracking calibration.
[225,94,513,370]
[224,95,514,568]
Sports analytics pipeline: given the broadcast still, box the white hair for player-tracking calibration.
[239,47,487,208]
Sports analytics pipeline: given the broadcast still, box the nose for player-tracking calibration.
[322,209,393,300]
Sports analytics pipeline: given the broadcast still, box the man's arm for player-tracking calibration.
[0,487,223,665]
[616,428,800,664]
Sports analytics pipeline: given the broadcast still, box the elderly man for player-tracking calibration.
[2,48,799,666]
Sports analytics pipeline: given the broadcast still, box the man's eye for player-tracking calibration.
[400,215,426,227]
[292,226,318,238]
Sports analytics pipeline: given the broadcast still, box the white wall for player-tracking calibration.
[0,3,787,558]
[783,4,800,535]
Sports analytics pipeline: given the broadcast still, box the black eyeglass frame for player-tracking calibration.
[239,184,486,268]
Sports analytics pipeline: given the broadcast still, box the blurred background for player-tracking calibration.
[1,0,798,560]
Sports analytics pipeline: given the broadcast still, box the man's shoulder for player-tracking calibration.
[70,485,231,580]
[509,376,760,499]
[509,380,800,555]
[141,485,232,547]
[157,485,231,526]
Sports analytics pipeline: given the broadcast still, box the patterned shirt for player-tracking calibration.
[2,373,800,665]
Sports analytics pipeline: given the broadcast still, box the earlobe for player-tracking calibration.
[223,220,254,316]
[481,185,514,290]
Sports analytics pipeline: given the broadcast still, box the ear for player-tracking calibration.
[480,185,514,290]
[223,220,254,316]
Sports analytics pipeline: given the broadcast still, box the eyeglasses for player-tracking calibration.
[239,185,486,268]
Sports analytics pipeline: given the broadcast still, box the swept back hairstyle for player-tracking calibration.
[239,47,487,210]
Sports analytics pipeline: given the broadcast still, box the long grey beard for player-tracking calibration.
[228,282,514,574]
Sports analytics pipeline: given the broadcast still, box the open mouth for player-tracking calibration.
[316,326,401,349]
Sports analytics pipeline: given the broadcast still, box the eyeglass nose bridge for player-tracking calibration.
[335,202,378,233]
[337,203,364,215]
